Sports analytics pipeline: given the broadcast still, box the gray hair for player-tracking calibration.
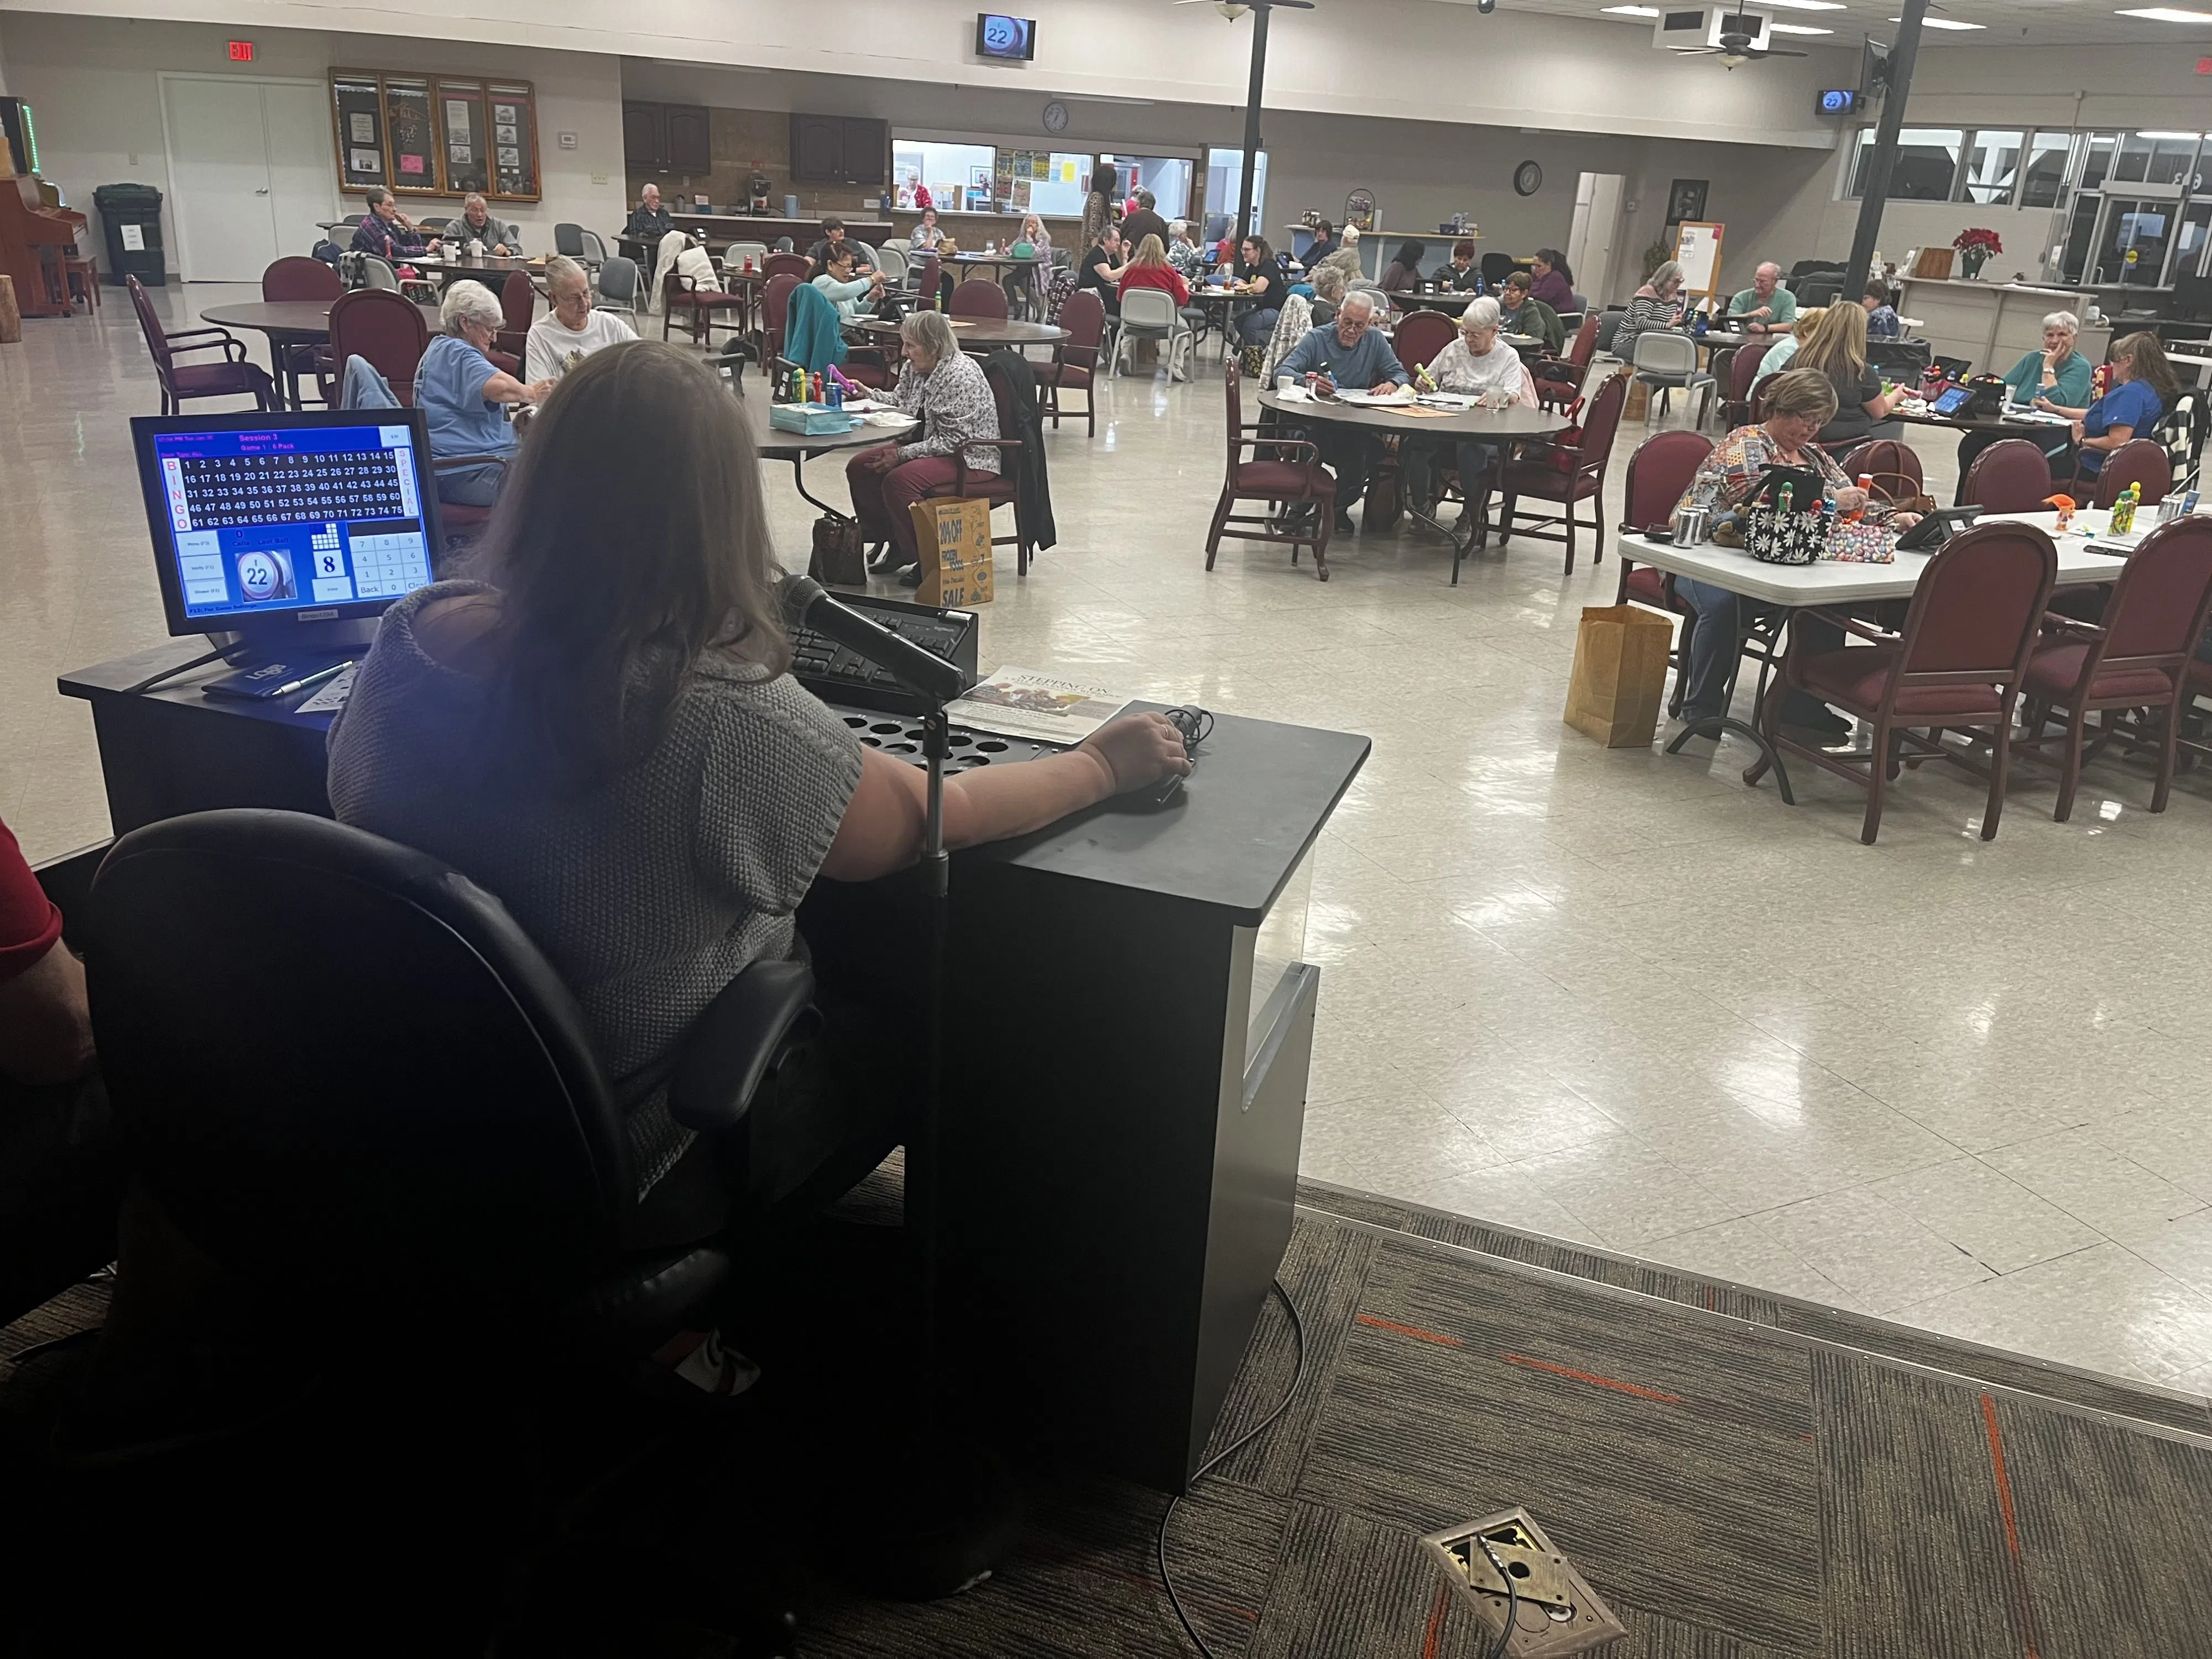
[1461,296,1503,331]
[366,187,395,210]
[544,254,588,291]
[1339,288,1380,320]
[465,192,489,212]
[440,278,505,337]
[901,308,959,366]
[1169,220,1189,239]
[1649,259,1685,291]
[1136,189,1156,210]
[1756,260,1783,281]
[2042,310,2080,333]
[1311,265,1347,301]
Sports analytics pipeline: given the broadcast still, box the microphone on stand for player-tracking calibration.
[776,572,969,704]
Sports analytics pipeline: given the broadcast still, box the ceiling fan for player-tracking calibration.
[1673,12,1808,65]
[1174,0,1314,17]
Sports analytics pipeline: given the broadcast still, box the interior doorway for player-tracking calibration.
[159,75,333,283]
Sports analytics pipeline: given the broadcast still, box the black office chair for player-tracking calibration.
[82,810,837,1349]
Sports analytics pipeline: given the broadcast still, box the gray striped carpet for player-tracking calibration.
[790,1181,2212,1656]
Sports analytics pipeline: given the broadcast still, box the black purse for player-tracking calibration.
[808,513,867,587]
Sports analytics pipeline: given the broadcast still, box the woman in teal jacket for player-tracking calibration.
[1955,310,2094,483]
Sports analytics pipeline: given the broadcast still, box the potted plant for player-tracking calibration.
[1954,227,2002,280]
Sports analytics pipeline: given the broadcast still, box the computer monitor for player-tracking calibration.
[131,408,445,643]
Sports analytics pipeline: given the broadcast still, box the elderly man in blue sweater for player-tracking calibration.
[1275,291,1408,531]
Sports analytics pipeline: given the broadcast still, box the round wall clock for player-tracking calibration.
[1513,160,1543,197]
[1042,100,1071,134]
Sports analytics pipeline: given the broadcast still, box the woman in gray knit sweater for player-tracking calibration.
[328,342,1187,1097]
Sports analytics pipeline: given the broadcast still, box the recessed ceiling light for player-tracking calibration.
[1891,14,1986,24]
[2136,130,2204,139]
[2115,6,2212,18]
[1601,5,1661,13]
[1770,22,1835,32]
[1766,0,1849,9]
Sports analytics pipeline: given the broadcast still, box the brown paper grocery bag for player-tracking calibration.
[907,496,994,607]
[1562,604,1673,748]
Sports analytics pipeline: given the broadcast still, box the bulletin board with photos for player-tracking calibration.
[327,70,542,203]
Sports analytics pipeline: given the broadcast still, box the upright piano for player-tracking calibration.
[1,166,88,319]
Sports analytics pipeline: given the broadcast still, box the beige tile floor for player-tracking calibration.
[9,285,2212,1397]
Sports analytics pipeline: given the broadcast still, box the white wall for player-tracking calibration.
[0,12,626,274]
[2,0,1855,150]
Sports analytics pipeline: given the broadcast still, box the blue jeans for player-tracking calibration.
[1674,583,1845,723]
[1402,439,1499,508]
[437,464,503,507]
[1239,306,1279,346]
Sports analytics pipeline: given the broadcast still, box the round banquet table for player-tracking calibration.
[752,411,919,514]
[851,316,1067,352]
[1259,389,1569,577]
[942,251,1046,282]
[201,299,446,410]
[1395,290,1480,316]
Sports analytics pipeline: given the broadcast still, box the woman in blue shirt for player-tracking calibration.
[2041,331,2179,479]
[811,243,885,323]
[416,281,552,505]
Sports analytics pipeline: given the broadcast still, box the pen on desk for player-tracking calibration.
[278,661,353,698]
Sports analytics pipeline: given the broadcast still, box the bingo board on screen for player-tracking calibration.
[131,409,445,637]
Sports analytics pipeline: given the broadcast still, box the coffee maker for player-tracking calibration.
[748,167,773,215]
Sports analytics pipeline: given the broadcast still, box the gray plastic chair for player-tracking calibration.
[1631,330,1716,426]
[875,243,908,285]
[578,229,608,267]
[1110,286,1194,382]
[593,255,640,316]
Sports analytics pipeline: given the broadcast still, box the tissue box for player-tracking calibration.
[769,404,860,435]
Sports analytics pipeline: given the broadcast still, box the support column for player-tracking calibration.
[1844,0,1929,304]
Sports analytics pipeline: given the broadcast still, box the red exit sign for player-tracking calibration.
[227,39,254,61]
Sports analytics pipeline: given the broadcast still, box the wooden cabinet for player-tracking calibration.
[789,114,886,186]
[622,101,711,174]
[665,106,712,175]
[622,103,664,168]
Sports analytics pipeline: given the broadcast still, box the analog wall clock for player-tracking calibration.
[1042,100,1071,134]
[1513,160,1543,197]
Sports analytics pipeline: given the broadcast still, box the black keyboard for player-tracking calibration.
[789,592,980,715]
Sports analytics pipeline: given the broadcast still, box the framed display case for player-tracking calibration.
[328,70,541,203]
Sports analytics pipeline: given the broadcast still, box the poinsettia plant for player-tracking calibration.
[1953,228,2004,254]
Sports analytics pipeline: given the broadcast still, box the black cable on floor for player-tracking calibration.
[1473,1529,1519,1659]
[1156,1276,1305,1658]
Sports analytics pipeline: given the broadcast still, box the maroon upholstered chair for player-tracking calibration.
[1496,369,1629,575]
[949,279,1009,322]
[661,266,744,346]
[1615,430,1711,715]
[2015,516,2212,821]
[261,256,343,408]
[2086,437,2172,509]
[1039,289,1105,435]
[1567,312,1599,369]
[1203,358,1337,581]
[496,269,535,360]
[918,356,1034,575]
[757,273,803,365]
[128,275,278,416]
[1757,521,2058,844]
[1721,337,1774,428]
[327,288,430,406]
[909,253,942,310]
[1392,309,1455,374]
[1614,429,1710,606]
[1961,438,2057,512]
[761,252,811,281]
[1837,437,1924,504]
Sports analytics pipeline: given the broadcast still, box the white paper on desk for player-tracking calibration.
[858,410,917,427]
[1336,387,1416,406]
[945,666,1133,747]
[1272,385,1311,402]
[294,664,356,716]
[2004,411,2073,426]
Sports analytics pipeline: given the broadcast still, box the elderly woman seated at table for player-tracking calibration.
[1667,369,1917,733]
[812,242,886,323]
[416,280,553,505]
[1496,271,1564,355]
[1613,260,1688,362]
[1402,298,1536,528]
[1306,265,1348,327]
[845,310,1002,584]
[1954,310,2094,481]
